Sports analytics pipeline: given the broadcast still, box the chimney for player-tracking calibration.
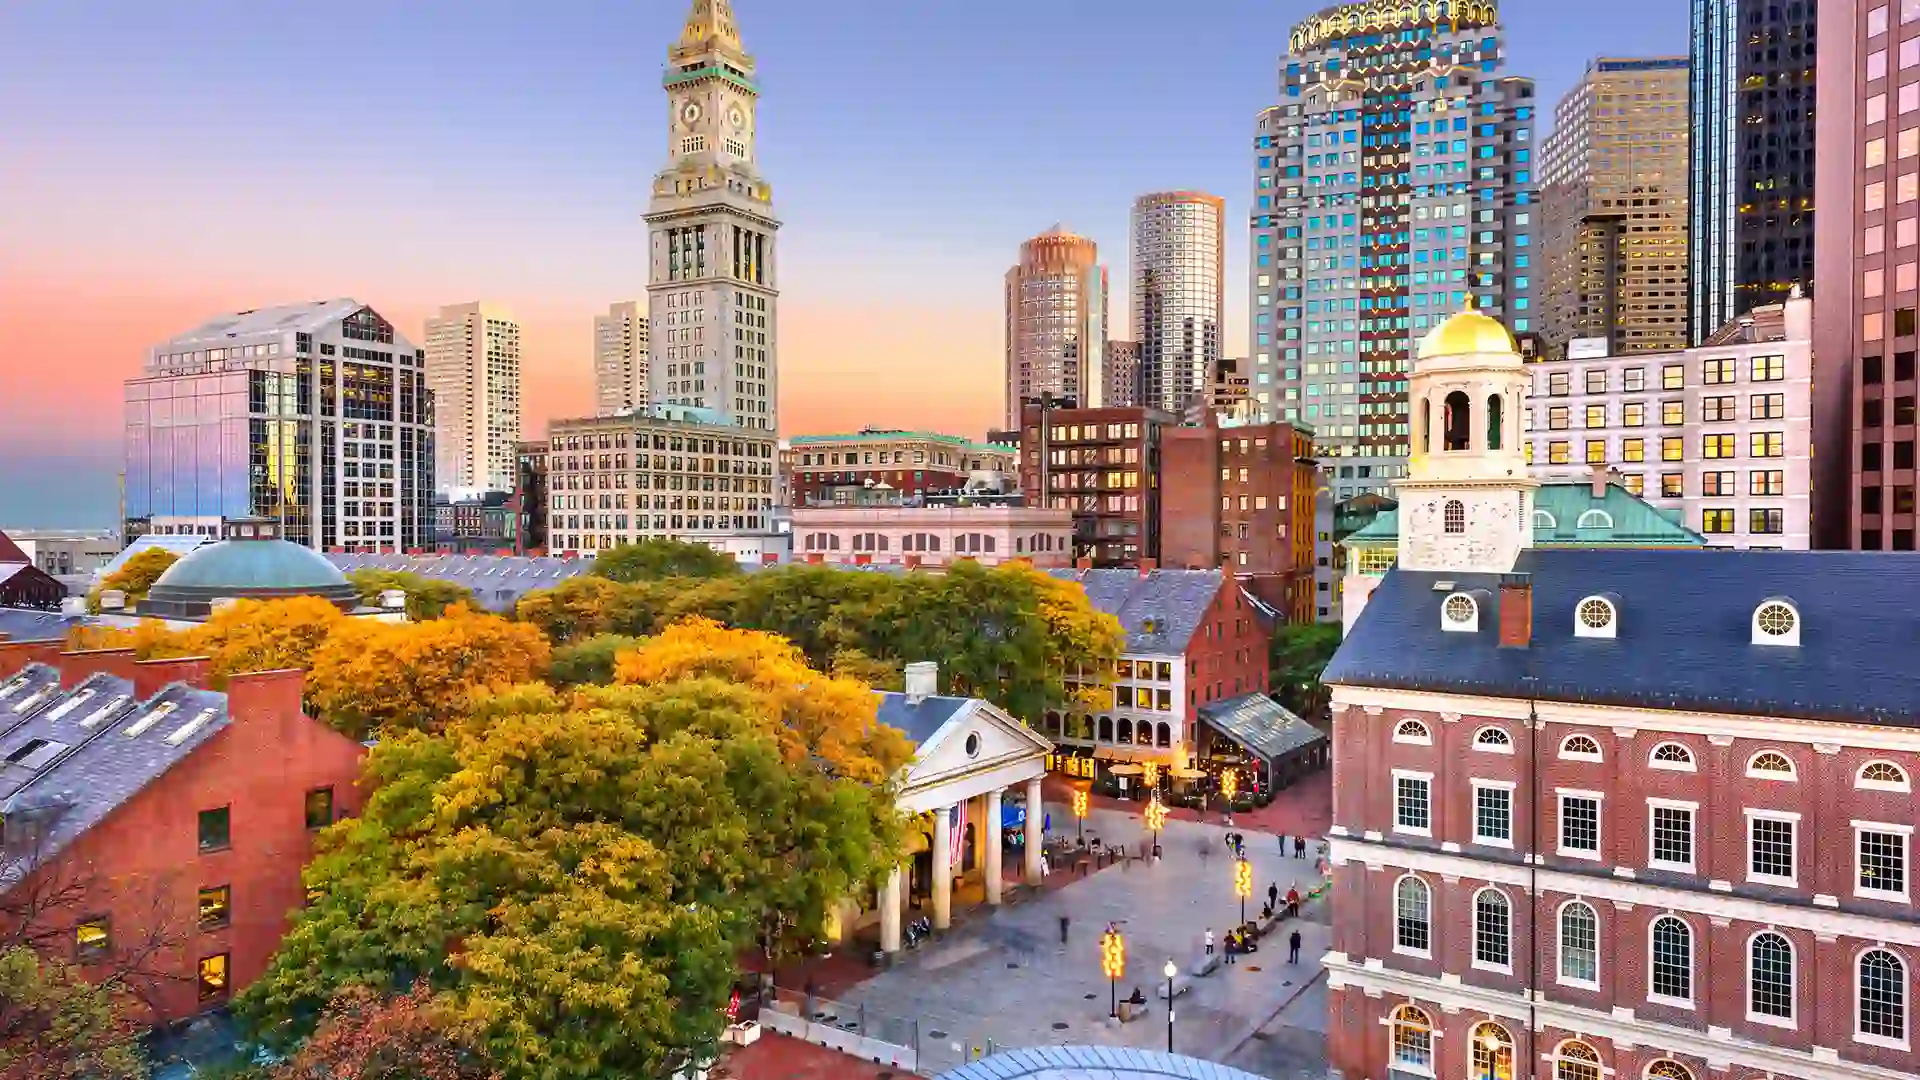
[904,661,938,704]
[0,639,66,681]
[134,655,211,699]
[1499,573,1532,649]
[1590,464,1609,499]
[225,668,310,740]
[1138,557,1158,579]
[56,648,140,689]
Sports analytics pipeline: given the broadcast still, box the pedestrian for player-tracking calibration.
[1224,930,1238,965]
[1059,915,1070,944]
[1267,882,1279,912]
[1288,928,1302,964]
[1294,835,1306,859]
[1204,927,1214,956]
[1286,883,1301,918]
[1278,832,1288,854]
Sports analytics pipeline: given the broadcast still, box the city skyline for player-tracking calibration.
[1,0,1687,527]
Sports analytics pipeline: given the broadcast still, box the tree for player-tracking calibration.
[344,570,477,620]
[186,596,349,686]
[1269,621,1342,720]
[0,948,146,1080]
[590,538,741,583]
[513,576,670,644]
[240,631,904,1080]
[307,607,551,739]
[269,985,497,1080]
[87,548,179,613]
[548,633,647,688]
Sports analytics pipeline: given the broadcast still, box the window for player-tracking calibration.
[198,953,231,1001]
[1703,433,1737,458]
[1751,469,1785,496]
[1549,371,1571,396]
[1585,439,1607,464]
[74,917,110,962]
[1752,392,1786,419]
[1749,813,1797,883]
[1474,783,1514,846]
[1747,751,1795,779]
[1647,1062,1693,1080]
[1649,916,1693,1004]
[1751,355,1785,382]
[1390,1004,1434,1072]
[1553,1040,1602,1080]
[1751,431,1785,458]
[1858,825,1910,898]
[1751,508,1786,535]
[1662,364,1684,390]
[1624,368,1646,391]
[304,787,334,830]
[1559,792,1601,856]
[1560,734,1601,761]
[1395,773,1432,834]
[1473,888,1511,969]
[1661,437,1684,462]
[1703,471,1736,497]
[198,806,231,853]
[1702,395,1736,422]
[1444,499,1465,534]
[1754,601,1800,644]
[1395,875,1432,954]
[1750,932,1795,1023]
[1474,726,1513,751]
[1585,404,1607,428]
[1703,357,1735,384]
[1622,437,1645,462]
[1548,405,1570,429]
[1662,400,1685,425]
[1549,440,1571,464]
[1859,760,1912,791]
[1393,718,1432,744]
[1558,902,1598,985]
[1650,742,1695,770]
[1859,949,1908,1044]
[1661,473,1684,498]
[1650,802,1695,871]
[198,885,231,930]
[1622,401,1645,426]
[1585,369,1607,394]
[1470,1023,1514,1080]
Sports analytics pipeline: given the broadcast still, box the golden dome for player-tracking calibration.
[1417,303,1517,360]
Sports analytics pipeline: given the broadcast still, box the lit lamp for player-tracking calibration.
[1163,957,1178,1053]
[1072,787,1089,842]
[1233,856,1253,927]
[1141,760,1161,790]
[1100,924,1126,1019]
[1220,768,1238,816]
[1144,792,1167,855]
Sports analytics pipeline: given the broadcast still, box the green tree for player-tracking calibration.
[0,947,146,1080]
[1269,621,1342,720]
[345,569,477,620]
[87,547,179,613]
[514,576,672,644]
[548,633,648,688]
[591,538,741,583]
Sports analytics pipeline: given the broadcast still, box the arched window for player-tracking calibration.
[1858,760,1911,792]
[1156,722,1171,748]
[1474,726,1513,752]
[1560,734,1602,761]
[1394,719,1432,744]
[1575,595,1617,637]
[1553,1040,1602,1080]
[1395,875,1431,954]
[1859,949,1907,1042]
[1389,1005,1433,1072]
[1650,916,1693,1003]
[1575,509,1614,530]
[1533,509,1558,529]
[1117,718,1134,744]
[1650,742,1696,770]
[1486,393,1504,449]
[1469,1022,1514,1080]
[1443,390,1472,450]
[1559,901,1598,984]
[1097,716,1113,742]
[1749,932,1795,1021]
[1645,1061,1694,1080]
[1443,499,1467,534]
[1420,396,1432,453]
[1746,751,1796,780]
[1474,888,1511,968]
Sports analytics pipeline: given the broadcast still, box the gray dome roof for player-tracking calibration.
[154,538,349,592]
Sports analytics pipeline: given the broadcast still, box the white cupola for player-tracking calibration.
[1395,300,1536,574]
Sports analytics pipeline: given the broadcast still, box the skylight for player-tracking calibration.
[164,708,219,747]
[10,687,53,715]
[123,701,179,738]
[45,688,97,722]
[79,694,131,729]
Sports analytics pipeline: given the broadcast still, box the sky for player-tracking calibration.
[0,0,1687,528]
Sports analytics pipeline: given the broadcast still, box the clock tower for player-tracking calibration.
[1394,302,1536,574]
[646,0,780,432]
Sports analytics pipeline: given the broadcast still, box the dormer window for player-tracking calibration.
[1573,595,1616,638]
[1532,510,1557,529]
[1574,509,1613,530]
[1650,742,1696,771]
[1751,599,1800,647]
[1442,591,1478,631]
[1473,726,1513,753]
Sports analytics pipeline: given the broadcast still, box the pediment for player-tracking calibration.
[900,700,1051,791]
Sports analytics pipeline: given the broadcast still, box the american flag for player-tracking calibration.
[947,805,965,868]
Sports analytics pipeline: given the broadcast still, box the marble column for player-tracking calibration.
[985,789,1004,905]
[933,803,955,930]
[1024,776,1044,885]
[880,866,902,953]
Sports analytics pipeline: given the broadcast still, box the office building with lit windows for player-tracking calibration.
[1132,191,1225,415]
[1004,225,1110,429]
[425,301,521,494]
[124,300,435,553]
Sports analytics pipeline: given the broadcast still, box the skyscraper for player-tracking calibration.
[1003,225,1108,429]
[1131,192,1225,415]
[594,300,650,416]
[645,0,779,432]
[1691,0,1817,344]
[424,302,521,493]
[1104,339,1141,407]
[1249,1,1536,501]
[1538,57,1691,358]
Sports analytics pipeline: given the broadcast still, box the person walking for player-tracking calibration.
[1286,883,1301,918]
[1267,882,1279,913]
[1204,927,1215,956]
[1288,928,1303,964]
[1277,832,1288,854]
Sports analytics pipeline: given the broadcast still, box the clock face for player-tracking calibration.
[680,101,702,126]
[727,105,746,130]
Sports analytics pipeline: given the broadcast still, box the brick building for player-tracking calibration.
[1161,419,1317,622]
[1320,309,1920,1080]
[785,429,1014,507]
[1018,403,1175,567]
[512,440,548,555]
[0,645,365,1025]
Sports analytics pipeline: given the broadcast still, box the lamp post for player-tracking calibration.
[1163,958,1177,1053]
[1219,767,1238,816]
[1100,923,1125,1019]
[1233,856,1252,928]
[1143,793,1167,859]
[1072,787,1089,843]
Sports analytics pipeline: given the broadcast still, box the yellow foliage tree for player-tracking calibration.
[185,595,349,684]
[86,548,178,613]
[64,619,186,659]
[309,606,552,739]
[614,617,913,785]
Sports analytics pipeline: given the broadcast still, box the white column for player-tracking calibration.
[985,789,1004,905]
[933,803,954,930]
[880,867,902,953]
[1024,776,1044,885]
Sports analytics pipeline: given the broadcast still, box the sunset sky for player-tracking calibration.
[0,0,1685,528]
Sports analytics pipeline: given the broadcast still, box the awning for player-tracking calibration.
[1197,693,1327,766]
[1091,744,1174,764]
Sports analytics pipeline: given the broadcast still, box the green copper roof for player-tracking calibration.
[1345,481,1707,550]
[152,538,351,592]
[662,64,756,92]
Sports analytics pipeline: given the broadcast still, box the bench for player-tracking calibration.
[1154,975,1195,1001]
[1188,952,1219,977]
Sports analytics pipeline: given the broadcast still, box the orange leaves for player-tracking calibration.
[308,606,552,740]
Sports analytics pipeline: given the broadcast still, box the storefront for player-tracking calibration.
[1196,693,1329,794]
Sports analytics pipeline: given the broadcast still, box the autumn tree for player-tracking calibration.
[0,948,146,1080]
[547,633,647,688]
[186,596,348,685]
[240,627,905,1080]
[590,538,741,583]
[344,569,476,620]
[307,607,551,739]
[269,985,497,1080]
[513,576,671,643]
[87,548,179,613]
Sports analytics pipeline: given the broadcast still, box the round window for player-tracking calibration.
[1577,598,1613,630]
[1755,602,1796,637]
[1443,594,1476,624]
[964,733,981,757]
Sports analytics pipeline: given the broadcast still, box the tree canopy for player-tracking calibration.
[267,985,497,1080]
[0,947,146,1080]
[238,625,906,1080]
[1268,621,1342,720]
[87,548,178,613]
[590,538,741,583]
[548,633,648,688]
[344,569,478,620]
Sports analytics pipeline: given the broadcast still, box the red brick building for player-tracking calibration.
[1018,403,1176,567]
[0,642,365,1024]
[785,430,1014,507]
[1160,419,1318,622]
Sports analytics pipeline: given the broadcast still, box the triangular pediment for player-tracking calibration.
[900,700,1052,792]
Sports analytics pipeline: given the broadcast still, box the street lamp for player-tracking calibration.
[1219,767,1238,816]
[1144,792,1167,858]
[1072,787,1089,843]
[1100,923,1126,1019]
[1233,856,1253,927]
[1163,958,1178,1053]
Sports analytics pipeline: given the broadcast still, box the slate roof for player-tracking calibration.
[871,692,974,748]
[934,1045,1269,1080]
[326,553,593,611]
[0,607,88,642]
[1044,569,1224,656]
[0,668,226,887]
[1326,548,1920,725]
[1199,693,1327,763]
[1346,481,1704,549]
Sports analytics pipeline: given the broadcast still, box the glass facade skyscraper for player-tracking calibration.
[1131,192,1225,415]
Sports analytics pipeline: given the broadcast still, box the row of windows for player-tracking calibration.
[1530,431,1790,464]
[1532,394,1790,429]
[1538,354,1787,396]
